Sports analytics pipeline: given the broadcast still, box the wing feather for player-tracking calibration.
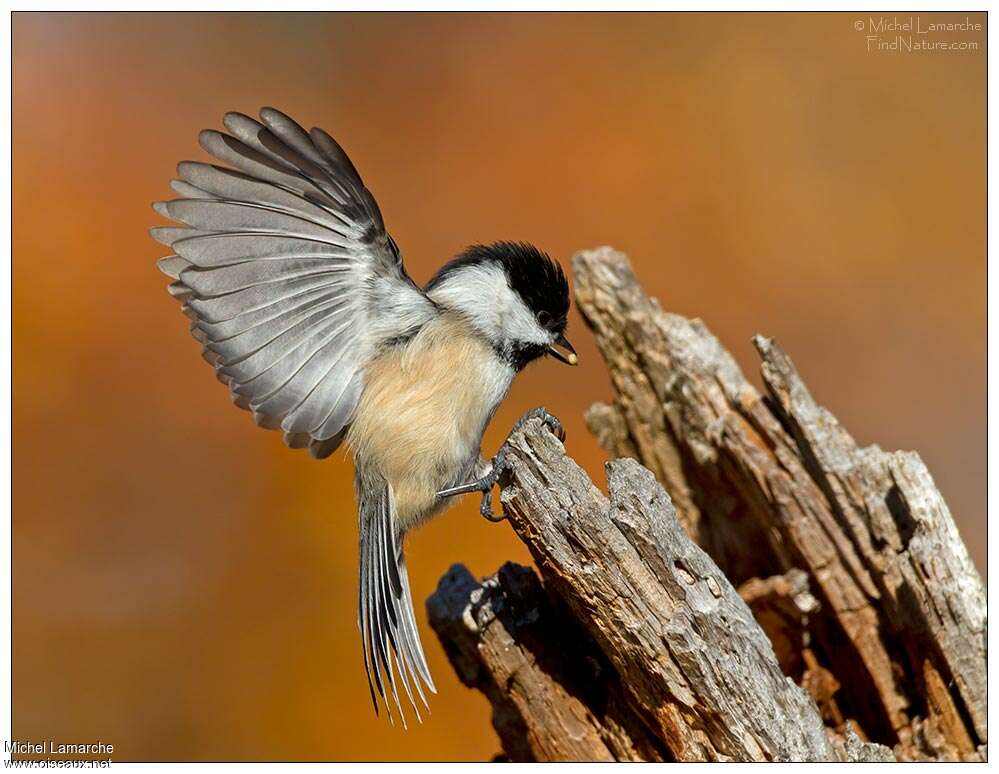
[309,126,365,187]
[150,226,205,247]
[169,179,213,199]
[156,256,190,279]
[275,358,354,432]
[216,311,348,380]
[311,372,366,439]
[195,287,341,341]
[152,108,436,454]
[157,200,343,243]
[176,161,355,234]
[206,296,349,366]
[197,291,344,344]
[173,233,354,268]
[254,342,355,422]
[259,107,333,171]
[197,129,323,196]
[187,275,343,323]
[179,258,345,296]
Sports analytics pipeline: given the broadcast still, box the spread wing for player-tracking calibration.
[152,108,436,459]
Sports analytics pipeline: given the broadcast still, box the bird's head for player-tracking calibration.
[425,242,576,371]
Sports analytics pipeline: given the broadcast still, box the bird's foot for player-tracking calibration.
[435,450,510,522]
[476,450,510,523]
[435,407,566,523]
[509,406,566,443]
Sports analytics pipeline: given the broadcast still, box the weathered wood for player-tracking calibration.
[737,569,818,683]
[574,247,986,761]
[426,562,668,762]
[502,420,838,761]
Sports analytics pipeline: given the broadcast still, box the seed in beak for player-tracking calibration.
[548,334,578,366]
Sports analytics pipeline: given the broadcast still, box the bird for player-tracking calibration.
[151,107,577,727]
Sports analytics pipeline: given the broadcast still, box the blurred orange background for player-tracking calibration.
[13,12,985,762]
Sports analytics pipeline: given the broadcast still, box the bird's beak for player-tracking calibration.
[547,334,578,366]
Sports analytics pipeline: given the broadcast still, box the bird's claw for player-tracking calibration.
[479,487,505,523]
[512,406,566,443]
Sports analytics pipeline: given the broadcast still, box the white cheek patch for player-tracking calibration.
[428,263,551,347]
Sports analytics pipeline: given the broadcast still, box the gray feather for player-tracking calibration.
[372,502,405,724]
[179,258,344,297]
[195,289,344,343]
[215,310,348,380]
[173,233,354,268]
[197,129,341,209]
[205,296,349,368]
[221,112,297,171]
[252,410,283,430]
[187,275,346,323]
[278,355,356,433]
[169,179,214,199]
[157,200,342,243]
[282,430,311,449]
[156,256,190,279]
[259,108,336,175]
[229,326,356,419]
[150,226,204,247]
[177,161,355,234]
[309,126,365,188]
[309,428,347,460]
[356,476,435,726]
[220,112,356,210]
[251,345,355,421]
[167,280,192,301]
[312,372,365,440]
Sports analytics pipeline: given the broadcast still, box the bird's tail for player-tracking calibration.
[357,476,437,727]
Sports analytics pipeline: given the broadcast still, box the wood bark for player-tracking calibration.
[575,247,986,761]
[427,562,668,762]
[426,247,984,762]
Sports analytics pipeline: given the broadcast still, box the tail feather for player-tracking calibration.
[358,476,436,727]
[373,504,422,723]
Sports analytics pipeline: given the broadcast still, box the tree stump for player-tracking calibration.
[426,247,985,762]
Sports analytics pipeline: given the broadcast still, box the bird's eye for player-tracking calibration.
[536,311,551,327]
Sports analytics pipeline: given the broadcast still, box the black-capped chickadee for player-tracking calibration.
[151,108,577,726]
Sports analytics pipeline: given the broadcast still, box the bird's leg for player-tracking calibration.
[435,452,508,522]
[435,407,566,522]
[476,450,509,523]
